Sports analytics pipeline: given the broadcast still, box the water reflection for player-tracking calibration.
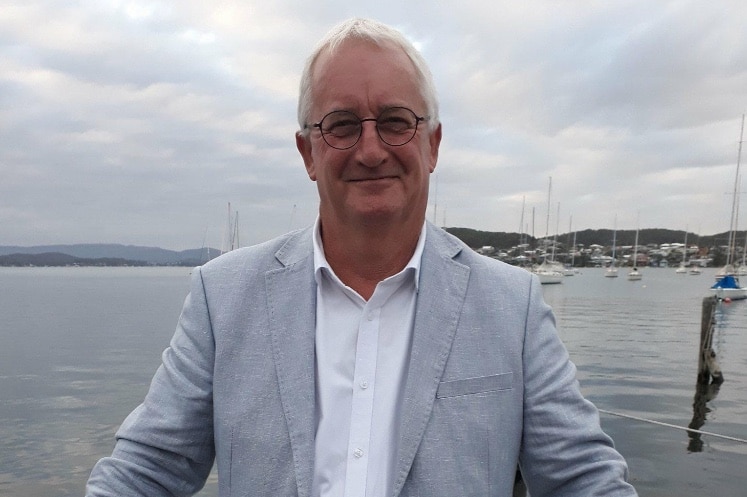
[687,381,722,452]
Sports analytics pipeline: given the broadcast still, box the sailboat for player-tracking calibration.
[710,114,747,300]
[605,216,619,278]
[675,230,688,274]
[690,229,702,274]
[565,225,578,276]
[533,177,563,284]
[627,216,642,281]
[221,202,241,254]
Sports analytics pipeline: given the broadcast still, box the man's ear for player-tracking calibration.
[296,132,317,181]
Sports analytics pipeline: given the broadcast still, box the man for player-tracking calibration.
[87,18,637,497]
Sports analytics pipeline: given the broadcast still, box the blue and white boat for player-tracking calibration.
[709,274,747,301]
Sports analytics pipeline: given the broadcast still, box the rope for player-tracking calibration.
[598,408,747,445]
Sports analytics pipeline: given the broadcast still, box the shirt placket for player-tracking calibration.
[342,302,381,497]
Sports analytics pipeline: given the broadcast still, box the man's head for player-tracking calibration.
[296,18,442,232]
[297,18,439,135]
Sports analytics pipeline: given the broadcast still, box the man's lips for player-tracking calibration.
[347,175,398,182]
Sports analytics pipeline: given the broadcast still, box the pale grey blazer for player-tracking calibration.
[87,223,636,497]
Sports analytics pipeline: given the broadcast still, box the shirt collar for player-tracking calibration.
[312,216,426,290]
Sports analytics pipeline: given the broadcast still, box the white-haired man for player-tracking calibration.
[87,18,637,497]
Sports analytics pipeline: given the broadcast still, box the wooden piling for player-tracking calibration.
[699,296,724,384]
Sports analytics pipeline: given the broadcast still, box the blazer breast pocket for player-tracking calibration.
[436,372,513,399]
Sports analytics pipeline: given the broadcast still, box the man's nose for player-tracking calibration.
[355,121,387,165]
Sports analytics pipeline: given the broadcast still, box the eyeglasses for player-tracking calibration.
[305,107,429,150]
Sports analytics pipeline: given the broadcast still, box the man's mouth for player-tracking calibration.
[348,175,397,182]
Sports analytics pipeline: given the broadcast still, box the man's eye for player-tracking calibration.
[325,120,359,136]
[379,117,412,133]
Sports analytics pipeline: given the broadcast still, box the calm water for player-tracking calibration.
[0,266,745,496]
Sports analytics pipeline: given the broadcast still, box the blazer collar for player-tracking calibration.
[392,223,471,496]
[266,227,317,497]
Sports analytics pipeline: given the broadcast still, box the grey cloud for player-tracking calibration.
[2,1,747,249]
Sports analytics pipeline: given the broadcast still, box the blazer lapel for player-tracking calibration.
[265,230,317,497]
[392,225,471,497]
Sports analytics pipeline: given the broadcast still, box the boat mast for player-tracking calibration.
[544,176,552,263]
[551,202,560,263]
[633,213,640,269]
[232,211,240,251]
[569,214,574,267]
[727,114,745,267]
[611,215,617,266]
[545,176,552,241]
[222,202,240,254]
[571,229,577,268]
[519,195,526,246]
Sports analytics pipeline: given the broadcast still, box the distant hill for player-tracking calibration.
[0,244,221,266]
[0,252,149,267]
[443,227,735,249]
[0,228,738,267]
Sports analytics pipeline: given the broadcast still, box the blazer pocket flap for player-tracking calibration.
[436,372,513,399]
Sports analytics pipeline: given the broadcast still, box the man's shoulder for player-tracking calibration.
[199,227,313,275]
[427,225,532,279]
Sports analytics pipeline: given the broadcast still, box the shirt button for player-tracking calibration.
[367,312,374,321]
[360,380,368,389]
[353,448,364,458]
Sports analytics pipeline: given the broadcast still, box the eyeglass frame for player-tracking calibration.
[304,107,430,150]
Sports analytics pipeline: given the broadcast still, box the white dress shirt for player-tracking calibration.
[311,219,426,497]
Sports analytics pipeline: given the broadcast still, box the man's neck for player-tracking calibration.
[320,218,422,300]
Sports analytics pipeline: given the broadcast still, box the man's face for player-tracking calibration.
[296,40,441,231]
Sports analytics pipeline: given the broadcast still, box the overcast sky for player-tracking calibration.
[2,1,746,250]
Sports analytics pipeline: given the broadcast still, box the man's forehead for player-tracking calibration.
[313,38,413,76]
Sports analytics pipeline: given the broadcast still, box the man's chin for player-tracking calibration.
[349,204,413,227]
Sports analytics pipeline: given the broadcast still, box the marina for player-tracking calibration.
[0,266,746,496]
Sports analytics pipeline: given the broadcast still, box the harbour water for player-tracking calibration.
[0,266,745,496]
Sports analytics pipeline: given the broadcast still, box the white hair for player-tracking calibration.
[297,18,439,134]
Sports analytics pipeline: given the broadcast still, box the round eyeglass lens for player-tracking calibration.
[319,111,361,149]
[376,108,419,146]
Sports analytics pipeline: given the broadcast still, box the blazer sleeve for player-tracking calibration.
[86,267,216,497]
[519,275,637,497]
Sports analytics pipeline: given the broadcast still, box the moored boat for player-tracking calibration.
[605,216,619,278]
[709,274,747,300]
[627,217,643,281]
[533,261,564,285]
